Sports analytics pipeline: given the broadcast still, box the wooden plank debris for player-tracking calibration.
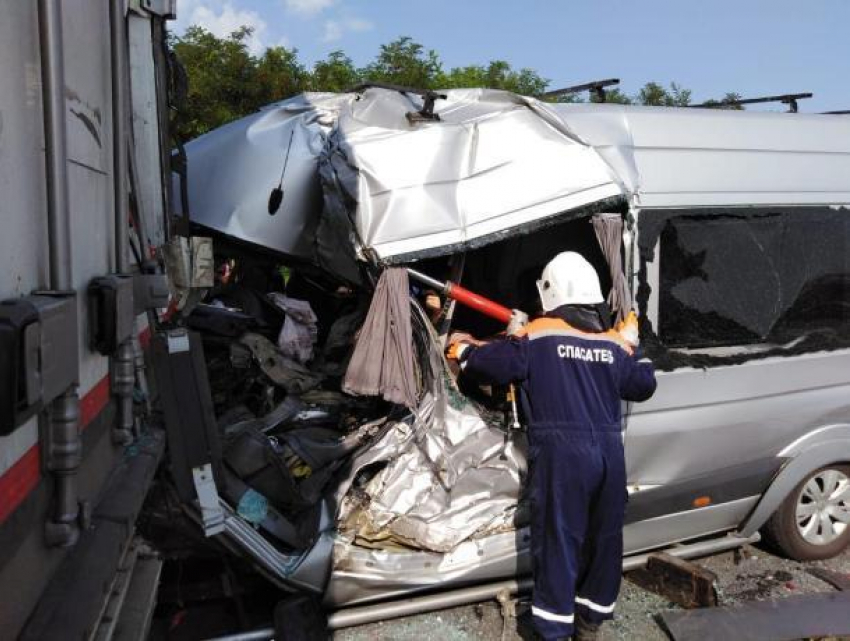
[626,552,718,608]
[660,592,850,641]
[807,567,850,592]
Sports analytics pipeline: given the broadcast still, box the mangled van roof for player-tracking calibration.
[181,88,850,273]
[181,88,620,271]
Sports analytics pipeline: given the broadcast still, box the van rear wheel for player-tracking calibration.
[763,464,850,561]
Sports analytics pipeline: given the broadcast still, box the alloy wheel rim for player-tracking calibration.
[796,469,850,545]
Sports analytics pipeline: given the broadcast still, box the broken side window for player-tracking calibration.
[638,208,850,366]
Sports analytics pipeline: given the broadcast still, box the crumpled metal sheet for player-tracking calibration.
[183,88,621,275]
[321,88,621,262]
[183,89,850,279]
[334,318,528,553]
[325,528,531,607]
[162,236,214,312]
[181,92,355,261]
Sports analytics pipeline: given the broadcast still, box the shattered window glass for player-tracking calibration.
[658,211,850,349]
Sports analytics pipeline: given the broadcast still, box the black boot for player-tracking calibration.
[574,614,602,641]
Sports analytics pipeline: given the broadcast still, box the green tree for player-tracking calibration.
[360,36,443,88]
[701,92,745,110]
[311,51,361,92]
[256,45,310,101]
[171,26,741,140]
[170,26,308,139]
[441,60,548,96]
[636,81,692,106]
[592,88,633,105]
[550,82,693,106]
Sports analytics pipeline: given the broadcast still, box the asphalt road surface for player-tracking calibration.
[334,543,850,640]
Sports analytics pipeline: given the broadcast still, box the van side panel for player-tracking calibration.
[626,351,850,485]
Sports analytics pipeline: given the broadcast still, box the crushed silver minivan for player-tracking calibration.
[162,87,850,619]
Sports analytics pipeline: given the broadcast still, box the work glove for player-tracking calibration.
[616,310,640,347]
[446,331,486,364]
[506,309,529,336]
[445,341,471,363]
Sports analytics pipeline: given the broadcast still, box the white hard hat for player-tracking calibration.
[536,252,604,312]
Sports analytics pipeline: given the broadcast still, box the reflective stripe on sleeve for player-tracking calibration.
[531,605,575,624]
[575,596,616,613]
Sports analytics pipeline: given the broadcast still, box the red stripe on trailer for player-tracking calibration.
[0,373,111,524]
[162,300,178,321]
[139,325,152,350]
[80,375,110,430]
[0,445,40,525]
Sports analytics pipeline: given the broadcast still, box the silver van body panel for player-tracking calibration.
[176,90,850,605]
[551,103,850,209]
[624,496,759,555]
[739,436,850,537]
[324,496,760,608]
[183,89,850,266]
[625,350,850,485]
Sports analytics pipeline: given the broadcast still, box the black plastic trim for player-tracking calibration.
[625,456,785,525]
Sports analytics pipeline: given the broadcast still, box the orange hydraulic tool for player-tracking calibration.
[407,268,514,324]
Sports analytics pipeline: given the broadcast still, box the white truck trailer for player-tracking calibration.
[0,1,174,637]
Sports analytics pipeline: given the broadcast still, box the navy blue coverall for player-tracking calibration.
[461,315,656,639]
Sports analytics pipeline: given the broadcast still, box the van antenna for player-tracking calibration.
[268,128,295,215]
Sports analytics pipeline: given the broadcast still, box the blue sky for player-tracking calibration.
[174,0,850,112]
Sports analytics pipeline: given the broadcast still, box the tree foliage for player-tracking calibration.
[700,92,745,110]
[310,50,360,93]
[170,26,309,139]
[171,28,737,140]
[441,61,549,96]
[361,36,443,88]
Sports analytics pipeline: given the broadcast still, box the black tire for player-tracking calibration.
[762,464,850,561]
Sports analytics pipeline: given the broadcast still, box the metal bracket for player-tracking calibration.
[131,0,176,18]
[0,293,79,435]
[88,274,135,355]
[543,78,621,103]
[163,236,213,314]
[192,463,225,537]
[133,272,170,314]
[406,90,447,124]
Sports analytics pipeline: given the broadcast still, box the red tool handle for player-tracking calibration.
[445,282,513,324]
[407,267,516,324]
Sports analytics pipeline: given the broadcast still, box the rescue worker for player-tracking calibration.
[447,252,656,640]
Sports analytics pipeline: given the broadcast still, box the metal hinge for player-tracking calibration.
[192,464,225,536]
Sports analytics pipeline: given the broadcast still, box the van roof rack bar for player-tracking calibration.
[543,78,620,103]
[348,81,432,96]
[690,92,813,113]
[822,110,850,115]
